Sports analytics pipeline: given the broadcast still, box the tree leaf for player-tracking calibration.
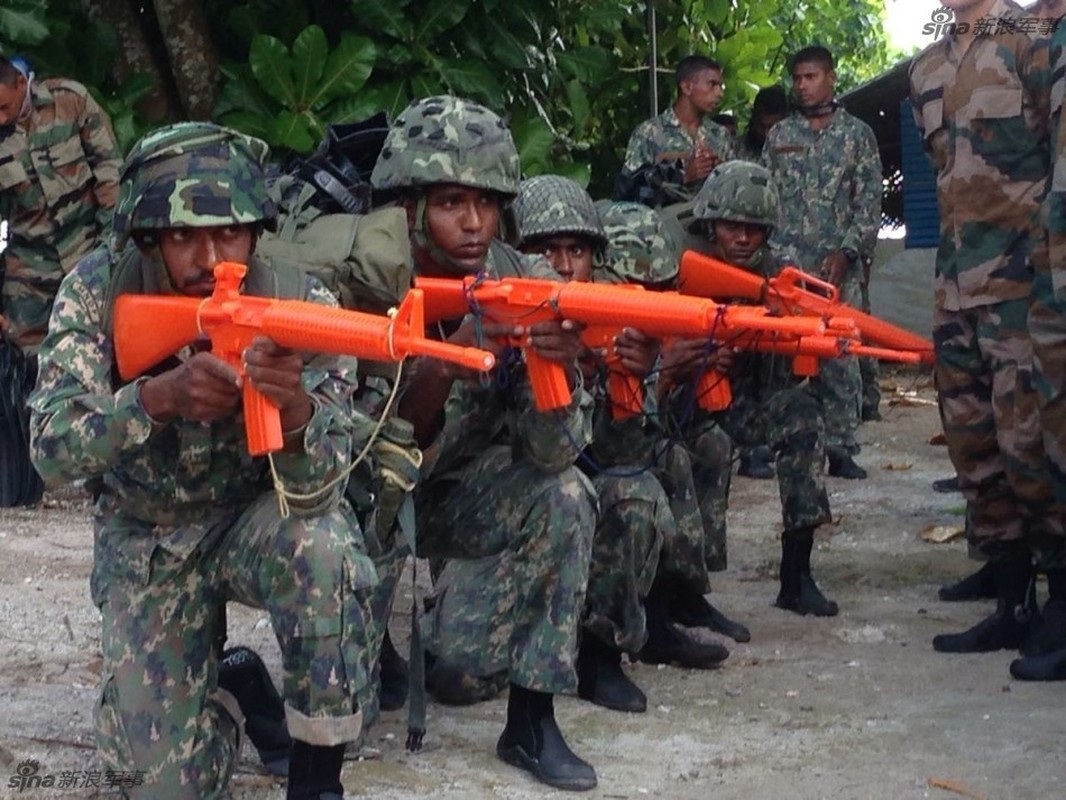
[219,110,276,145]
[250,34,296,107]
[565,79,591,137]
[0,4,49,46]
[322,93,390,125]
[291,25,328,106]
[314,33,376,107]
[417,0,468,39]
[484,15,533,70]
[216,64,278,119]
[355,80,411,119]
[350,0,413,41]
[556,46,613,83]
[273,109,317,154]
[438,59,504,106]
[410,72,443,100]
[554,160,591,187]
[511,115,555,172]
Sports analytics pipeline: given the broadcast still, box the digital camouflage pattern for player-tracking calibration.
[1034,17,1066,562]
[911,0,1063,560]
[760,107,880,454]
[0,78,120,350]
[910,0,1050,313]
[513,174,606,248]
[691,160,779,231]
[111,122,275,250]
[594,200,680,287]
[620,107,737,202]
[370,95,521,196]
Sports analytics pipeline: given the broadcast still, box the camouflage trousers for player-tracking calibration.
[92,493,375,800]
[582,470,669,654]
[417,445,595,693]
[809,273,863,452]
[934,299,1062,560]
[0,263,63,351]
[1026,271,1066,568]
[653,441,715,594]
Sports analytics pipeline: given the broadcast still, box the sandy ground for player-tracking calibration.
[1,369,1064,800]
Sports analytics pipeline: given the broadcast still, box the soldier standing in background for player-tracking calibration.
[910,0,1063,660]
[616,55,736,207]
[762,45,882,481]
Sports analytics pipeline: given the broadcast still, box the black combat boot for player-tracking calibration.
[1019,569,1066,658]
[1010,645,1066,681]
[932,475,961,493]
[775,527,839,617]
[286,739,346,800]
[576,635,646,713]
[938,561,997,602]
[637,597,730,667]
[496,684,598,791]
[933,551,1035,653]
[218,646,291,777]
[666,584,751,643]
[376,630,409,712]
[738,445,775,479]
[826,446,867,480]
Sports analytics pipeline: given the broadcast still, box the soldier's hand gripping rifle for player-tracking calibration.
[414,274,828,417]
[114,261,496,455]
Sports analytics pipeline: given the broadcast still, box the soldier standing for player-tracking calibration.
[616,55,736,207]
[29,122,374,800]
[762,45,883,480]
[911,0,1063,658]
[372,97,599,791]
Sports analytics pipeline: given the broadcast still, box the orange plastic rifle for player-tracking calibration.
[678,250,936,362]
[414,275,827,416]
[114,261,496,456]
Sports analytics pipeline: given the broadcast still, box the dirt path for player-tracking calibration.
[1,370,1062,800]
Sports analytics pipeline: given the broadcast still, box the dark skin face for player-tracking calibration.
[711,219,768,267]
[791,61,835,109]
[0,75,27,127]
[522,234,595,282]
[138,223,312,442]
[412,184,501,274]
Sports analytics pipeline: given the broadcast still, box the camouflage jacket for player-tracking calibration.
[1046,10,1066,296]
[621,106,737,201]
[761,108,882,273]
[910,0,1051,311]
[0,78,120,284]
[420,241,594,481]
[28,248,363,541]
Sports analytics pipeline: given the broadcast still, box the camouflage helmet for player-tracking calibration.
[513,175,607,249]
[691,160,779,229]
[595,200,679,287]
[112,121,275,250]
[370,95,521,197]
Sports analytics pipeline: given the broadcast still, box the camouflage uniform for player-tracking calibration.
[371,98,597,696]
[761,105,882,455]
[0,77,120,350]
[911,0,1062,563]
[620,108,737,205]
[513,177,667,657]
[27,124,373,799]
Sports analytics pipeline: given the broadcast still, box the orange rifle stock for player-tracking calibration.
[414,275,827,415]
[678,249,936,362]
[114,261,496,456]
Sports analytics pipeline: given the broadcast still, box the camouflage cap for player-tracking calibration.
[112,122,275,250]
[595,200,679,287]
[370,95,521,196]
[513,175,606,248]
[691,160,779,229]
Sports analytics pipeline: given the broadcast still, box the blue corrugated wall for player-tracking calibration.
[900,99,940,249]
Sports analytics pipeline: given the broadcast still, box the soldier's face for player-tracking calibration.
[712,220,768,266]
[418,184,501,272]
[156,224,255,296]
[0,75,28,127]
[683,69,725,114]
[522,235,594,282]
[791,62,835,108]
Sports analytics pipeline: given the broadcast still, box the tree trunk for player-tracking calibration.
[151,0,219,120]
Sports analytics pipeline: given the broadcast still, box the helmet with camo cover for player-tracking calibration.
[112,122,275,250]
[370,95,521,197]
[594,200,679,287]
[691,160,779,230]
[513,175,606,249]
